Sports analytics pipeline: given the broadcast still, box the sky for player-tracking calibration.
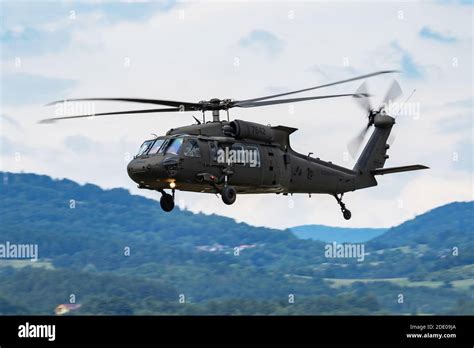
[0,0,472,229]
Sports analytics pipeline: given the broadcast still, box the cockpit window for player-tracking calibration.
[165,137,184,155]
[157,139,170,154]
[136,140,155,156]
[148,138,165,154]
[183,139,201,157]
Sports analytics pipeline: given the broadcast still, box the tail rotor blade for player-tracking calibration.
[353,81,372,113]
[387,131,397,146]
[349,80,402,159]
[380,80,402,111]
[347,125,370,159]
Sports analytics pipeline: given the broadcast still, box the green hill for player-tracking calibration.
[0,172,472,315]
[369,201,473,250]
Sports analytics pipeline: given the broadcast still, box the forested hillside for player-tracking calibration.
[0,172,472,315]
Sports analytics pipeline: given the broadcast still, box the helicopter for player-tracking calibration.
[41,70,428,220]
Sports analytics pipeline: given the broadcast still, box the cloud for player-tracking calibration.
[0,135,35,157]
[419,26,457,43]
[445,98,473,109]
[1,26,71,59]
[0,2,177,58]
[399,175,472,216]
[400,55,423,79]
[436,112,472,134]
[390,42,424,79]
[0,114,21,130]
[1,73,76,106]
[0,2,176,29]
[307,65,359,83]
[435,0,474,5]
[87,2,176,23]
[452,138,473,173]
[63,135,97,153]
[238,29,285,57]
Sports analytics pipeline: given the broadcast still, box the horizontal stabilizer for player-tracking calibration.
[372,165,429,176]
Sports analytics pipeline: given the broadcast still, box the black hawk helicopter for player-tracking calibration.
[41,70,428,219]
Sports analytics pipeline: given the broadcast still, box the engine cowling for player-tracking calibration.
[223,120,273,142]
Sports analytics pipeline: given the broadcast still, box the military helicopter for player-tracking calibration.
[41,70,428,219]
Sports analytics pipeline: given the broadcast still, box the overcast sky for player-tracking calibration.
[1,0,472,229]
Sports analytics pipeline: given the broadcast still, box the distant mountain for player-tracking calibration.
[327,201,474,280]
[290,225,386,243]
[0,172,472,315]
[369,201,473,250]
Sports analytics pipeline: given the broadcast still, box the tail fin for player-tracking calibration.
[353,114,428,189]
[353,115,393,174]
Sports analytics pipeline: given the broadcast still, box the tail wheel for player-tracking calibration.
[221,186,237,205]
[343,209,352,220]
[334,194,352,220]
[160,193,175,212]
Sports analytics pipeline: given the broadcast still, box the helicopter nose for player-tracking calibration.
[127,158,148,183]
[127,157,174,183]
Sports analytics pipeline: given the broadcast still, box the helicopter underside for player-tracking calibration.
[139,180,288,195]
[139,176,355,219]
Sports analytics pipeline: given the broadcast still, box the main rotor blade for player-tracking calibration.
[347,125,370,159]
[234,70,399,104]
[46,97,201,110]
[234,93,369,108]
[39,107,182,123]
[353,81,372,113]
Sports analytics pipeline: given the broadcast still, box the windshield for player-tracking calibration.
[136,140,155,156]
[148,138,165,154]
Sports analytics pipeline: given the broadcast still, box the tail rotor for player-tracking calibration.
[347,80,403,158]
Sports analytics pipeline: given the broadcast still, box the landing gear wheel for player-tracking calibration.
[334,193,352,220]
[160,193,175,212]
[221,186,237,205]
[343,209,352,220]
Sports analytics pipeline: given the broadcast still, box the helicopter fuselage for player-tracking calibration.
[127,119,364,196]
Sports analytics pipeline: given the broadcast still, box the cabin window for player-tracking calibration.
[183,138,201,157]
